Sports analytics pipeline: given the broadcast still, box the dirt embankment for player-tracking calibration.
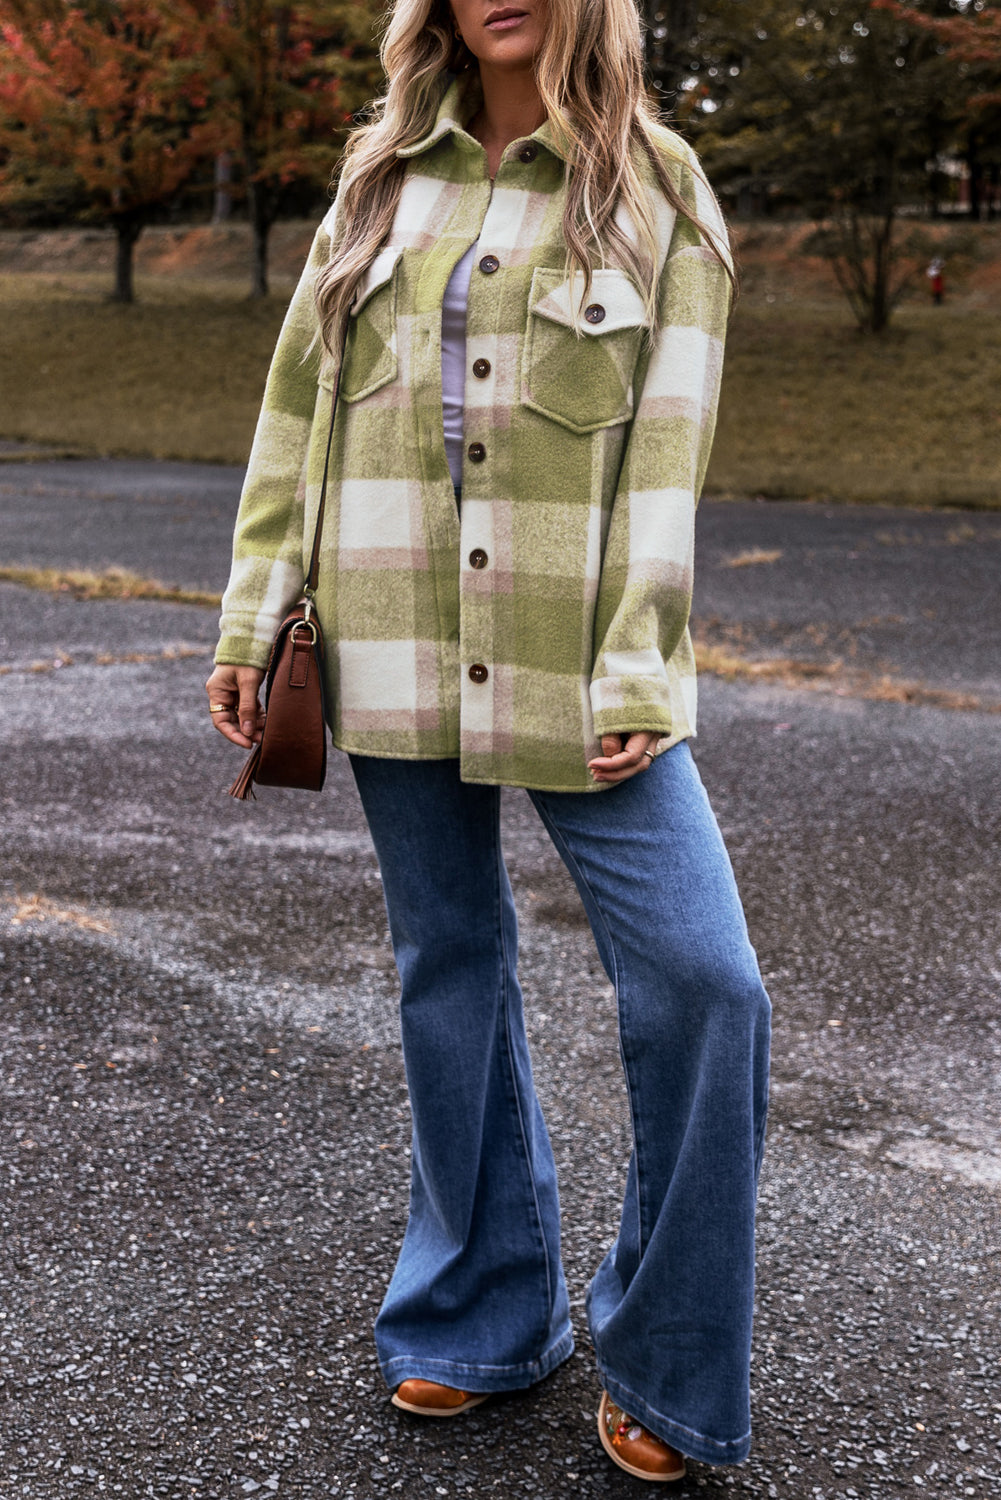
[731,218,1001,303]
[0,221,317,284]
[2,216,1000,300]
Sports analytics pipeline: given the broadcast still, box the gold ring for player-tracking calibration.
[209,704,229,713]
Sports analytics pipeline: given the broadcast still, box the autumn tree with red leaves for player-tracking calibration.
[0,1,381,299]
[202,0,381,298]
[0,0,220,301]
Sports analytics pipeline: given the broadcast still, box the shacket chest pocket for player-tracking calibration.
[335,246,404,403]
[521,267,650,435]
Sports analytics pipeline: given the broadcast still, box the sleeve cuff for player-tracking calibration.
[590,673,674,736]
[215,634,273,671]
[591,709,674,738]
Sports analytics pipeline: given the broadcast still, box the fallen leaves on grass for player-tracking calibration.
[15,652,75,674]
[848,677,991,713]
[721,547,784,568]
[874,523,1001,548]
[695,641,838,685]
[693,639,1000,713]
[92,645,211,666]
[0,644,210,675]
[7,892,112,933]
[0,564,220,607]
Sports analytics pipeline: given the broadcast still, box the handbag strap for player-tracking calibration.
[304,318,348,600]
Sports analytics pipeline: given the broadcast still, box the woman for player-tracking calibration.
[206,0,771,1482]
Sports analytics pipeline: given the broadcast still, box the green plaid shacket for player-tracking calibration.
[216,81,732,792]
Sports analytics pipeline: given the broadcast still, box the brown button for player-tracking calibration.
[472,358,491,379]
[584,303,606,325]
[467,442,486,463]
[468,663,489,684]
[518,143,538,163]
[479,254,500,275]
[469,548,488,570]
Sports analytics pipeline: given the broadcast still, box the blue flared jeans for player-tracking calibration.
[349,742,771,1466]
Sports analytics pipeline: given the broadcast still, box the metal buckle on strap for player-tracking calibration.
[291,617,319,647]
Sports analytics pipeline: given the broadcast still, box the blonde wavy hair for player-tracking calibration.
[314,0,731,350]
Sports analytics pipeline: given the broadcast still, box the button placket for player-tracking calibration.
[466,205,505,489]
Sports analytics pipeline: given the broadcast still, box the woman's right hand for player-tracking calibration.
[205,663,266,749]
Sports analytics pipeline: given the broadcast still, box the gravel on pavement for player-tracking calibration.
[1,464,999,1499]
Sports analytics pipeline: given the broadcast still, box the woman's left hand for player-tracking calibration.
[587,732,660,784]
[205,662,266,748]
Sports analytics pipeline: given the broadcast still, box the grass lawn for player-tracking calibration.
[0,272,291,466]
[712,299,1001,507]
[1,242,999,505]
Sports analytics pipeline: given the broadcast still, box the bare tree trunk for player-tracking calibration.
[111,215,142,304]
[810,205,904,335]
[213,152,233,224]
[247,176,271,299]
[868,212,894,335]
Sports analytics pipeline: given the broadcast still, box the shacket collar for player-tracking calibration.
[397,76,572,165]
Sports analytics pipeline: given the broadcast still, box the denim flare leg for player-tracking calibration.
[349,743,771,1466]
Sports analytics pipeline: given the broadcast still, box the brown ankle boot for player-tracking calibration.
[598,1392,686,1482]
[391,1379,489,1417]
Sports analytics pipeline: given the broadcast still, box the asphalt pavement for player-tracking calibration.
[1,461,999,1500]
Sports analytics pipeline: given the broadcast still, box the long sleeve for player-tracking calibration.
[588,147,732,742]
[214,212,336,669]
[210,84,736,789]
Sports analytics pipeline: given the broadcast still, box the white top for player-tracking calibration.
[441,245,477,490]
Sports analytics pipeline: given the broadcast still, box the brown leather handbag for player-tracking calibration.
[227,345,342,801]
[226,601,329,799]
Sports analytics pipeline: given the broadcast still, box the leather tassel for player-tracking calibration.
[227,742,261,800]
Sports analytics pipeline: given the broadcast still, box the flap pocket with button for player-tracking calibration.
[335,245,403,403]
[521,267,650,434]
